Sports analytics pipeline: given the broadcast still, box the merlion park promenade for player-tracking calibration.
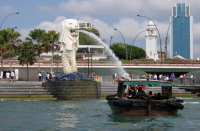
[1,18,200,100]
[1,16,200,100]
[1,58,200,100]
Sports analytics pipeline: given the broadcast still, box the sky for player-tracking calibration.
[1,0,200,58]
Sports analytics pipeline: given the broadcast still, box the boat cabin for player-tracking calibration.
[106,79,184,116]
[117,79,173,100]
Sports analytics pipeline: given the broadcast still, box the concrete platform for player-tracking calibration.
[0,81,56,100]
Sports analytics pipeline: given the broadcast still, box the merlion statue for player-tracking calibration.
[59,19,79,73]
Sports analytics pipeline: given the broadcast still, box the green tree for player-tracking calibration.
[126,44,146,60]
[26,29,46,71]
[110,43,146,60]
[0,29,8,68]
[26,29,46,57]
[79,28,100,45]
[0,28,21,69]
[44,30,59,72]
[17,42,37,81]
[53,54,61,73]
[76,54,83,60]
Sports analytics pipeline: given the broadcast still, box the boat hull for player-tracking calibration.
[107,99,179,116]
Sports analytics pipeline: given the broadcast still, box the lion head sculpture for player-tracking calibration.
[59,19,79,52]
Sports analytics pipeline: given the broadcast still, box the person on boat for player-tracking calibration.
[128,85,137,98]
[138,85,146,90]
[136,87,147,99]
[148,91,153,99]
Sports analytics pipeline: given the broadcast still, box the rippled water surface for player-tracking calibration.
[0,98,199,131]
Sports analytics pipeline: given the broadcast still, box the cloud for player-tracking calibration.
[18,16,66,40]
[14,0,200,58]
[35,16,66,31]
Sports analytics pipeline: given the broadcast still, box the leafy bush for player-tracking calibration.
[76,54,83,60]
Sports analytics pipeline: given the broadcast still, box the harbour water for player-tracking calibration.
[0,98,199,131]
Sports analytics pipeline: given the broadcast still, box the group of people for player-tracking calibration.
[38,71,55,81]
[0,70,15,82]
[128,85,148,99]
[143,73,196,85]
[179,74,195,85]
[143,73,176,82]
[91,72,98,81]
[127,85,168,100]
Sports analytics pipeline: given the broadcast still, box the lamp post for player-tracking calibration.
[130,30,146,60]
[165,17,179,60]
[110,36,114,47]
[114,28,128,60]
[137,15,162,62]
[0,12,19,30]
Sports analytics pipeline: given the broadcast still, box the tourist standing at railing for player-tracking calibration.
[41,71,44,82]
[148,73,152,80]
[46,72,49,81]
[90,72,95,80]
[38,72,42,81]
[179,74,184,85]
[114,75,119,84]
[170,73,175,84]
[159,74,163,80]
[190,74,195,85]
[95,74,98,81]
[129,72,133,79]
[0,70,3,81]
[10,70,15,82]
[6,71,10,82]
[184,74,188,85]
[113,73,117,83]
[153,73,157,80]
[192,75,195,85]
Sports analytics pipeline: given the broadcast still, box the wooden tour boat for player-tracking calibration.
[106,79,184,116]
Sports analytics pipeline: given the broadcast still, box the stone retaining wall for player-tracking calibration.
[42,81,101,100]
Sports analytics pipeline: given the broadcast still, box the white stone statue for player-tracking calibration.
[59,19,79,73]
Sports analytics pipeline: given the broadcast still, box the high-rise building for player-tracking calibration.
[170,3,193,59]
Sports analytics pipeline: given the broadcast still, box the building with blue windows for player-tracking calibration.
[170,3,193,59]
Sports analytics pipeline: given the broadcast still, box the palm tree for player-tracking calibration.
[17,42,37,81]
[26,29,46,71]
[44,30,59,72]
[5,28,21,70]
[0,29,7,69]
[0,28,21,70]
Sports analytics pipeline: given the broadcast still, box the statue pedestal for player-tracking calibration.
[42,81,101,100]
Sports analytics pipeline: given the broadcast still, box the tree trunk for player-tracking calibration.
[51,42,55,73]
[1,54,4,70]
[27,63,29,81]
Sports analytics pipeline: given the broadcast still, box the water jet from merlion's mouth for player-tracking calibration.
[78,30,128,77]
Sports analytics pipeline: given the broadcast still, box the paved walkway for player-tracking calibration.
[0,81,43,86]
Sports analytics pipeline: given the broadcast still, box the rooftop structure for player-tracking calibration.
[78,20,94,29]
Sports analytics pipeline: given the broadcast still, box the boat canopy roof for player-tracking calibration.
[119,79,172,87]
